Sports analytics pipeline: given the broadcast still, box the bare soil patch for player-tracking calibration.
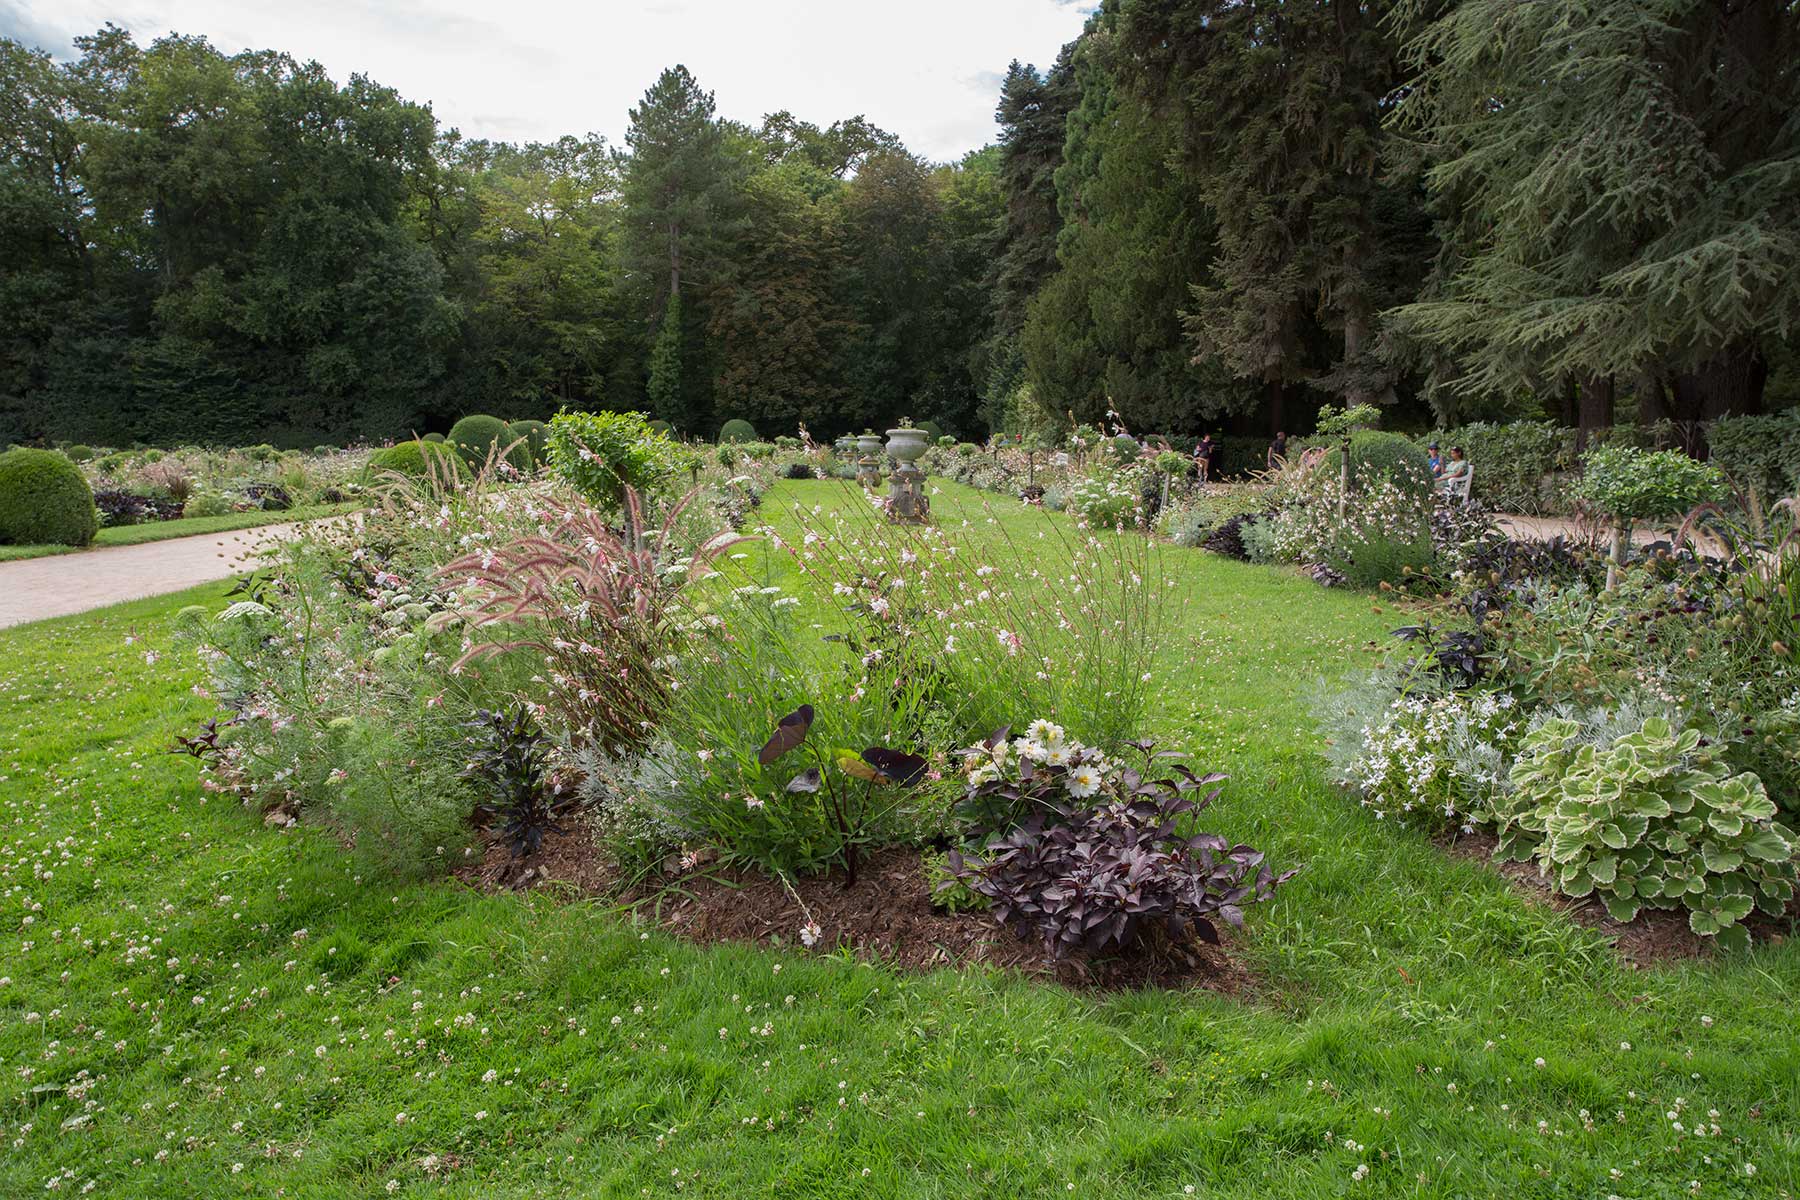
[1443,829,1795,967]
[458,831,1260,996]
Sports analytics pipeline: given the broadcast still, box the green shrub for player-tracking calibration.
[1419,421,1568,514]
[1065,469,1141,528]
[64,444,94,463]
[648,419,673,436]
[182,490,235,519]
[1493,716,1796,949]
[245,444,282,463]
[141,448,163,464]
[1335,532,1436,589]
[1706,410,1800,504]
[95,452,129,474]
[956,442,979,456]
[937,435,956,448]
[546,410,678,512]
[773,435,802,450]
[367,440,465,480]
[718,418,758,444]
[917,420,944,445]
[447,414,512,468]
[0,448,98,546]
[312,444,335,456]
[422,432,446,444]
[507,420,548,468]
[1321,431,1435,500]
[1572,445,1726,522]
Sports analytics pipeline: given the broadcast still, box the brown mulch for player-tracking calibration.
[456,832,1259,996]
[1442,829,1795,967]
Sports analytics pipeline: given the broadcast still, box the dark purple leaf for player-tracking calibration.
[757,704,814,765]
[861,746,927,787]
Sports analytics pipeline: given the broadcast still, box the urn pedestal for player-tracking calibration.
[854,433,884,488]
[884,427,930,523]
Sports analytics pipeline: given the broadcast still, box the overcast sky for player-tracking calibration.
[3,0,1092,161]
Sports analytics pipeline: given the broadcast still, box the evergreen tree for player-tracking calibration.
[1119,0,1421,431]
[646,291,685,428]
[1385,0,1800,425]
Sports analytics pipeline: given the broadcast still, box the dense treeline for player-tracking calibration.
[2,2,1796,448]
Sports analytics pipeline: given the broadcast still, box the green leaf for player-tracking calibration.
[1686,909,1721,936]
[1601,893,1640,923]
[1740,829,1793,862]
[1699,844,1743,873]
[1713,924,1751,954]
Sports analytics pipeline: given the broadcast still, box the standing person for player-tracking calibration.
[1194,434,1215,483]
[1206,434,1223,482]
[1267,431,1288,470]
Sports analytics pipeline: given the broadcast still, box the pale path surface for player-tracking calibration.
[0,520,334,629]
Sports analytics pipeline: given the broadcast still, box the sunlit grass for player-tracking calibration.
[0,480,1794,1198]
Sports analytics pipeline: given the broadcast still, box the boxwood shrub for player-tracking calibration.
[718,418,758,444]
[447,414,512,467]
[0,447,98,546]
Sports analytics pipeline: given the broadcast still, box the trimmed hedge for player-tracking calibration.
[718,418,758,444]
[507,419,548,468]
[1708,410,1800,503]
[367,440,465,479]
[1414,421,1569,515]
[1321,431,1434,500]
[447,414,512,468]
[0,448,98,546]
[64,444,95,463]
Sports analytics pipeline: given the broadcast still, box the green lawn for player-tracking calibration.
[1,479,1793,1198]
[0,501,361,561]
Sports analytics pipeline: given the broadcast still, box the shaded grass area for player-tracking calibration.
[0,480,1794,1198]
[0,501,360,561]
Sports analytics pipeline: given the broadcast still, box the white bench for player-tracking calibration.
[1440,464,1473,504]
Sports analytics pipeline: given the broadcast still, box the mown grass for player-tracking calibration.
[0,502,361,561]
[1,479,1794,1198]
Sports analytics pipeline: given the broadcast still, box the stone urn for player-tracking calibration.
[884,426,929,465]
[884,426,931,523]
[855,432,884,488]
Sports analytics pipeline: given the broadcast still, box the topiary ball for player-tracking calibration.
[447,414,511,468]
[367,440,465,480]
[648,419,673,437]
[64,444,94,463]
[718,418,758,444]
[506,420,548,468]
[422,432,446,444]
[917,421,944,445]
[0,448,99,546]
[1320,431,1434,500]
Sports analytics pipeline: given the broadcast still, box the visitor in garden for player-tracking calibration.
[1427,442,1443,477]
[1438,446,1470,498]
[1194,434,1215,483]
[1267,431,1287,469]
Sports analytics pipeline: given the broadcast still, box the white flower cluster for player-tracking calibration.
[1350,689,1517,829]
[962,719,1112,799]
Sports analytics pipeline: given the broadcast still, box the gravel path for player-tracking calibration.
[0,521,328,630]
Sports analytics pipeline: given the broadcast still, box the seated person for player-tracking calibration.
[1438,446,1470,493]
[1427,442,1443,477]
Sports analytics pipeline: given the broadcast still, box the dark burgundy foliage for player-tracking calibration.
[1391,623,1491,689]
[758,704,814,765]
[244,482,292,511]
[93,488,181,526]
[861,746,927,787]
[464,706,576,862]
[950,751,1294,962]
[1202,512,1269,560]
[170,718,228,761]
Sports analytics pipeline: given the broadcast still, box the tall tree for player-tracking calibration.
[622,66,746,432]
[977,53,1078,429]
[1021,9,1240,433]
[1385,0,1800,428]
[1119,0,1422,432]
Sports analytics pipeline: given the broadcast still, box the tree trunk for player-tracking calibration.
[1672,341,1766,422]
[1576,374,1614,453]
[667,220,681,299]
[1557,375,1578,429]
[1265,371,1285,436]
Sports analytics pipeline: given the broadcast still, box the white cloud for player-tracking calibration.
[7,0,1091,160]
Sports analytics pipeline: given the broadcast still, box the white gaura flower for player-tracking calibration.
[1065,766,1102,798]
